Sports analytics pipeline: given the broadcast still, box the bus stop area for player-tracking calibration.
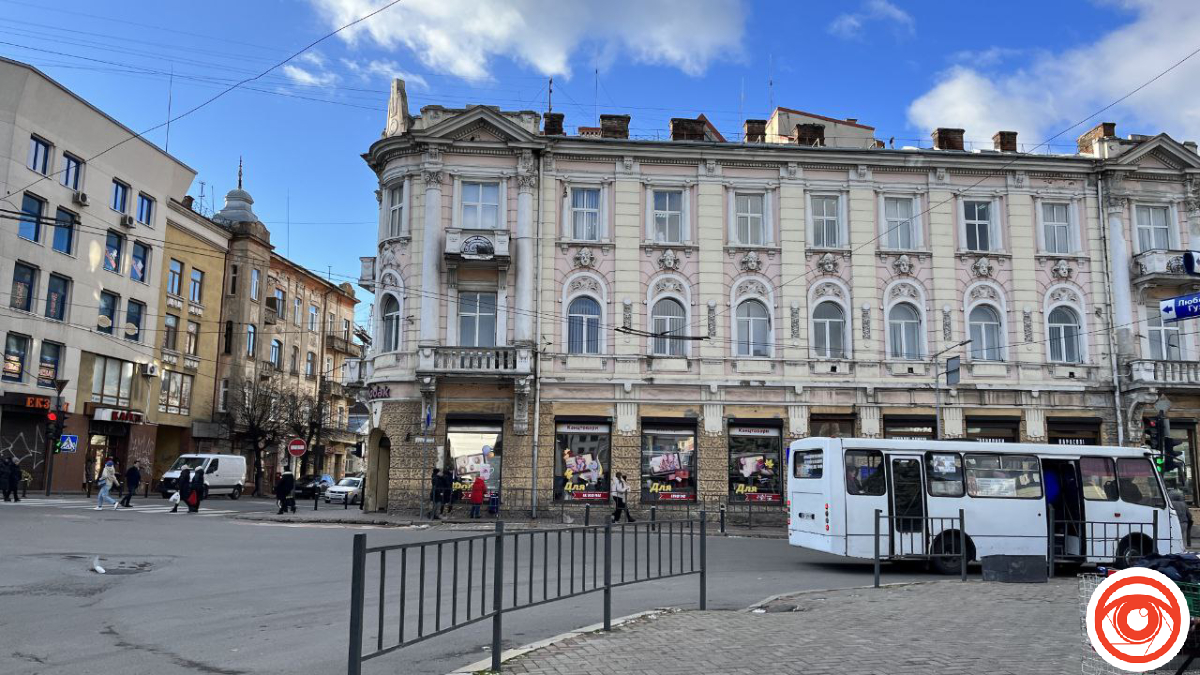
[488,579,1116,675]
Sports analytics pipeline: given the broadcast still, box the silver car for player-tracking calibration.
[324,477,363,505]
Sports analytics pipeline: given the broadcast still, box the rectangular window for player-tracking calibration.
[136,194,154,225]
[3,333,29,382]
[158,371,194,416]
[167,259,183,296]
[793,449,824,479]
[1043,202,1072,254]
[844,450,885,495]
[652,189,683,243]
[812,195,841,248]
[461,181,501,229]
[10,262,36,312]
[52,208,75,254]
[964,200,993,252]
[884,197,916,249]
[104,231,124,272]
[305,352,315,377]
[641,426,697,501]
[447,423,504,495]
[1148,306,1181,360]
[735,193,765,246]
[308,305,318,331]
[273,288,285,316]
[294,297,302,325]
[19,193,44,242]
[1081,457,1117,501]
[62,153,82,190]
[186,320,199,355]
[163,314,179,350]
[91,356,134,407]
[964,454,1042,498]
[458,292,497,347]
[131,242,149,282]
[223,321,233,355]
[228,264,239,295]
[45,274,69,321]
[217,379,228,413]
[246,325,257,358]
[1136,205,1171,252]
[571,187,600,240]
[189,269,204,303]
[37,341,61,388]
[728,426,782,502]
[250,269,260,300]
[28,136,50,174]
[926,453,964,497]
[1117,457,1166,508]
[111,179,129,213]
[98,291,118,333]
[343,318,351,340]
[555,422,612,501]
[388,185,404,238]
[125,300,144,342]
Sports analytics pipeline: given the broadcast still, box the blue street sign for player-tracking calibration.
[58,434,78,453]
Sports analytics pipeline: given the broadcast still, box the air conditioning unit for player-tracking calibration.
[72,191,89,206]
[143,363,159,377]
[119,214,135,228]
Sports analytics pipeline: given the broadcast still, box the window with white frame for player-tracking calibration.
[652,189,683,243]
[968,305,1004,361]
[567,295,602,354]
[458,292,497,347]
[571,187,600,241]
[62,153,82,190]
[735,193,766,246]
[812,302,846,358]
[887,303,922,360]
[963,200,996,252]
[28,136,50,175]
[884,197,917,249]
[1042,202,1073,254]
[1135,205,1172,252]
[1048,306,1083,363]
[811,195,841,248]
[158,370,193,416]
[246,324,257,358]
[91,356,133,406]
[1147,306,1181,360]
[388,184,404,238]
[651,297,686,356]
[270,339,283,369]
[462,181,500,229]
[735,299,770,357]
[381,295,401,352]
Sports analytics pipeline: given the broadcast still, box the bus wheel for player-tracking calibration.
[929,532,974,575]
[1115,534,1155,568]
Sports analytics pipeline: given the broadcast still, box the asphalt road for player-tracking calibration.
[0,496,929,675]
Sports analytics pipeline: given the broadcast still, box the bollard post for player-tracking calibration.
[873,509,881,589]
[603,523,613,631]
[492,521,505,672]
[315,485,320,511]
[719,504,726,535]
[1153,510,1160,555]
[699,509,707,610]
[650,505,657,532]
[585,503,591,527]
[345,492,349,509]
[23,478,28,499]
[347,533,366,675]
[959,508,967,582]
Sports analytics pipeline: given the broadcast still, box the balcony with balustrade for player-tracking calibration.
[1127,359,1200,388]
[417,345,531,377]
[1131,250,1194,289]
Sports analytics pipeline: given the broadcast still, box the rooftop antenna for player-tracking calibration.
[198,180,206,214]
[768,54,774,111]
[165,64,174,152]
[547,76,553,113]
[739,76,745,139]
[286,189,291,258]
[237,156,243,190]
[594,67,599,126]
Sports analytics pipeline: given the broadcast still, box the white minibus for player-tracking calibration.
[787,437,1183,572]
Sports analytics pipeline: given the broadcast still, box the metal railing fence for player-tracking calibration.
[870,509,968,587]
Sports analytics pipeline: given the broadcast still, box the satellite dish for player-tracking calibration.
[97,315,113,329]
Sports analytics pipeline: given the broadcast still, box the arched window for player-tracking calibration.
[651,298,686,356]
[735,299,770,357]
[812,302,845,359]
[888,303,922,360]
[1048,306,1083,363]
[246,324,256,358]
[305,351,316,377]
[270,339,283,369]
[968,306,1004,361]
[381,295,401,352]
[567,296,601,354]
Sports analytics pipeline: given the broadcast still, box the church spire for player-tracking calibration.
[237,156,243,189]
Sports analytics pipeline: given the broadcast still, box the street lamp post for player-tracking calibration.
[934,341,971,440]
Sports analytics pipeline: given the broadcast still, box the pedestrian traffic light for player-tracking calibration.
[45,411,59,441]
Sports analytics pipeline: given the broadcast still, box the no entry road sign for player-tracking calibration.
[287,438,308,457]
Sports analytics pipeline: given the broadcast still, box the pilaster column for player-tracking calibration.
[1105,194,1134,357]
[420,169,444,346]
[515,173,536,345]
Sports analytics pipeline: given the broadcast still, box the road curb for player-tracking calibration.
[445,608,677,675]
[741,581,931,612]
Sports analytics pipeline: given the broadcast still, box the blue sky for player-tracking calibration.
[3,0,1198,327]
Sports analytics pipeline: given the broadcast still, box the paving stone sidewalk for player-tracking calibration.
[502,580,1092,675]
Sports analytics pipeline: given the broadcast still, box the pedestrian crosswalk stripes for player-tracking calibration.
[2,498,242,517]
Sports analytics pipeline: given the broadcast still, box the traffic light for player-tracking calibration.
[352,442,364,458]
[1161,418,1185,473]
[1145,415,1162,450]
[45,411,67,452]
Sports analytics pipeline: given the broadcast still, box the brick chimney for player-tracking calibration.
[599,114,630,139]
[993,131,1018,152]
[932,128,965,151]
[794,123,825,147]
[1076,122,1116,154]
[182,195,194,209]
[743,119,766,143]
[543,112,564,136]
[669,117,706,141]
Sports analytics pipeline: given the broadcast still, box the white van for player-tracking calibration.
[160,454,247,500]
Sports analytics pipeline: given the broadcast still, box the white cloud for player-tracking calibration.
[829,0,914,40]
[908,0,1200,148]
[342,58,429,89]
[308,0,746,81]
[282,50,339,86]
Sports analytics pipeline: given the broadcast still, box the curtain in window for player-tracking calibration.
[888,303,922,359]
[735,299,770,356]
[567,295,601,354]
[651,297,686,356]
[812,302,845,358]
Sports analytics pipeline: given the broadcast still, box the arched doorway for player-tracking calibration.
[370,434,391,512]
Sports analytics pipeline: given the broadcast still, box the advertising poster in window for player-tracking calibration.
[447,424,503,495]
[727,425,781,503]
[555,422,610,500]
[641,427,696,501]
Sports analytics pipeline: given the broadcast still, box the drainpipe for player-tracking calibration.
[1097,175,1126,444]
[530,146,546,517]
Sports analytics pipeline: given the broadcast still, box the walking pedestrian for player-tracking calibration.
[611,472,635,523]
[95,460,120,510]
[429,468,442,520]
[439,469,455,517]
[173,467,192,514]
[275,470,296,514]
[120,460,142,508]
[187,468,205,513]
[1,456,20,502]
[469,474,486,519]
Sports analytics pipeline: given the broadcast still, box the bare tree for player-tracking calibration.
[280,388,321,475]
[220,375,285,496]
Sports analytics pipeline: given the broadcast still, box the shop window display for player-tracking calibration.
[555,422,610,501]
[446,424,503,496]
[641,426,696,501]
[727,425,781,502]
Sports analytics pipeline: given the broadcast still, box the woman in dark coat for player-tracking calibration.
[173,468,192,513]
[188,468,205,513]
[275,471,296,514]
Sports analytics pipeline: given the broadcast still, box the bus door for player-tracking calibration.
[888,455,926,557]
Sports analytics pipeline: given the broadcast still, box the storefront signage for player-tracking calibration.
[556,423,609,434]
[652,491,695,500]
[743,492,782,503]
[367,385,391,400]
[0,393,52,409]
[643,428,694,436]
[729,426,780,437]
[93,408,144,424]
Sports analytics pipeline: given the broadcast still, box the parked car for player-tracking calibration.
[293,474,334,499]
[325,477,363,505]
[160,454,247,499]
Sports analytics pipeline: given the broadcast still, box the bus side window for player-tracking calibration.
[1080,457,1117,501]
[964,454,1042,499]
[845,450,885,496]
[1116,458,1166,509]
[793,450,823,479]
[926,453,963,497]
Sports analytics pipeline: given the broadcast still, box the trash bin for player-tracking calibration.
[981,555,1047,583]
[488,492,500,516]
